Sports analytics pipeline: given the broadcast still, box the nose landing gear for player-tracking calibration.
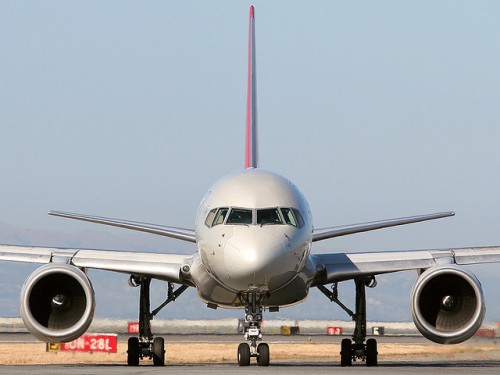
[237,291,270,366]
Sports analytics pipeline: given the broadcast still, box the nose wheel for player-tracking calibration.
[237,343,250,366]
[237,339,270,367]
[257,342,270,366]
[237,291,270,366]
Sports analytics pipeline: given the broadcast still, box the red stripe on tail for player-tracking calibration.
[245,6,258,169]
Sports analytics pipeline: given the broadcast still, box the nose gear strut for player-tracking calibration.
[317,277,378,367]
[237,291,270,366]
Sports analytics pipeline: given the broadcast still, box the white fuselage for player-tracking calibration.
[190,169,316,308]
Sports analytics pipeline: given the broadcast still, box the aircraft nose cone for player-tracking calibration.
[223,230,284,290]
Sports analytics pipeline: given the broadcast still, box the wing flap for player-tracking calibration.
[453,246,500,265]
[312,246,500,285]
[0,245,53,264]
[312,251,439,284]
[0,244,190,284]
[72,250,188,282]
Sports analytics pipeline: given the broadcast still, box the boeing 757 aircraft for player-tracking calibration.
[1,6,500,367]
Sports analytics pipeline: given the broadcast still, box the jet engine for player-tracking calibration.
[410,265,485,344]
[20,264,95,343]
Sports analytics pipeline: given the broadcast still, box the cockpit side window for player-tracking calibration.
[226,208,253,225]
[213,207,229,226]
[205,208,217,227]
[279,207,305,228]
[292,208,305,228]
[257,208,283,225]
[280,208,297,226]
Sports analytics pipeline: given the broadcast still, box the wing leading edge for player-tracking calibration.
[312,211,455,242]
[49,210,196,243]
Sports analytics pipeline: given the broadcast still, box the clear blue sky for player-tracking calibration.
[1,1,500,321]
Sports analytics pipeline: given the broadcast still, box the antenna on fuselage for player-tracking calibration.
[245,5,258,169]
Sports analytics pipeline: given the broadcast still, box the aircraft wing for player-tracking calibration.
[0,244,190,283]
[49,210,196,243]
[311,246,500,285]
[312,211,455,242]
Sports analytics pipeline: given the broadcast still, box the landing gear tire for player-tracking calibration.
[127,337,140,366]
[152,337,165,366]
[366,338,378,367]
[237,343,251,366]
[257,343,270,367]
[340,338,352,367]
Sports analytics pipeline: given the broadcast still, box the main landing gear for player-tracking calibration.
[318,277,379,367]
[127,276,188,366]
[237,291,270,367]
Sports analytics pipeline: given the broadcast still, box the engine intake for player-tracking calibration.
[410,266,485,344]
[20,264,95,343]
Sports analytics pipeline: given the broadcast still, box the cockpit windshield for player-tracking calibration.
[205,207,305,228]
[257,208,283,225]
[226,208,253,225]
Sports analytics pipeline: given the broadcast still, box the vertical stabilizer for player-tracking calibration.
[245,6,258,169]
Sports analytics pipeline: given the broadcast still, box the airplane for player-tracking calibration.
[1,5,500,368]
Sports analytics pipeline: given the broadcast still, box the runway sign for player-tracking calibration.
[326,326,342,335]
[128,322,139,334]
[60,334,118,353]
[372,326,385,335]
[46,342,60,352]
[280,325,300,335]
[475,329,495,337]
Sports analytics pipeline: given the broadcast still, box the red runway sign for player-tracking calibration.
[60,334,117,353]
[326,326,343,335]
[128,322,139,334]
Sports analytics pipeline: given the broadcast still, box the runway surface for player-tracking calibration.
[0,332,474,344]
[2,332,499,344]
[1,334,499,374]
[1,362,500,375]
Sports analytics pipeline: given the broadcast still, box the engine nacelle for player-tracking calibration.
[410,265,485,344]
[20,264,95,343]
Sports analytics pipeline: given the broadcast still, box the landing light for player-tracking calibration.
[244,249,257,263]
